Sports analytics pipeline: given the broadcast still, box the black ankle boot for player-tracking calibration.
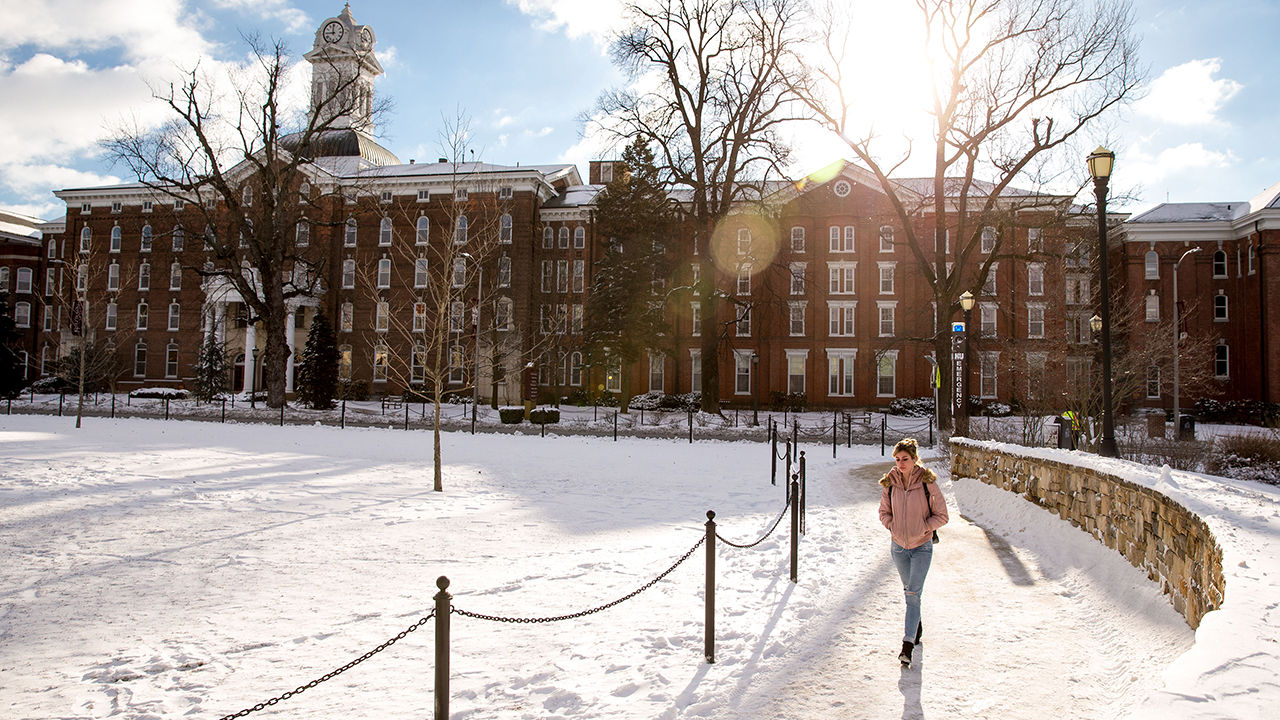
[899,640,914,665]
[915,621,923,643]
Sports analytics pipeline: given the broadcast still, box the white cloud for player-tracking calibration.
[211,0,310,34]
[524,126,554,138]
[1135,59,1242,125]
[1125,143,1233,184]
[505,0,625,44]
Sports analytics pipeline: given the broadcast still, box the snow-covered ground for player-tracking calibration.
[0,416,1274,719]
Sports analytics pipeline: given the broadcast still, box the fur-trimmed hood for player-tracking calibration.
[879,464,937,488]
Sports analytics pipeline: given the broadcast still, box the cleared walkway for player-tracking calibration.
[717,460,1194,719]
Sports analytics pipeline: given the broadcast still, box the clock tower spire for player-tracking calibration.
[304,5,383,132]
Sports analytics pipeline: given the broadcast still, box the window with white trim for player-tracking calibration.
[690,350,702,392]
[736,306,751,336]
[136,302,148,331]
[877,302,895,337]
[981,262,997,295]
[558,226,569,249]
[734,350,753,394]
[107,263,120,291]
[572,304,583,334]
[166,342,180,378]
[786,350,807,394]
[570,352,584,386]
[377,301,390,332]
[0,267,8,293]
[454,216,468,244]
[1213,250,1227,278]
[1026,352,1047,401]
[790,227,805,253]
[340,302,353,332]
[828,301,856,336]
[737,228,751,255]
[498,256,511,288]
[339,344,352,379]
[1027,304,1045,339]
[169,262,182,291]
[134,343,147,377]
[110,226,122,252]
[411,345,426,383]
[980,303,996,337]
[1248,245,1256,274]
[541,261,552,293]
[981,227,996,253]
[168,302,180,331]
[377,258,391,289]
[827,350,856,396]
[979,352,998,398]
[14,302,30,328]
[1145,250,1160,280]
[500,214,512,244]
[879,226,894,252]
[648,352,665,392]
[342,259,356,289]
[878,262,895,294]
[495,297,512,331]
[606,357,621,392]
[828,262,856,294]
[1027,263,1044,296]
[876,351,897,396]
[45,267,55,296]
[690,302,701,337]
[1027,228,1043,253]
[574,226,586,249]
[417,189,430,202]
[173,226,184,252]
[1145,293,1160,322]
[572,260,585,293]
[14,267,31,295]
[789,302,806,336]
[413,302,427,333]
[416,216,430,245]
[499,186,513,199]
[373,344,389,381]
[141,225,152,252]
[80,226,91,253]
[410,257,426,288]
[737,264,752,295]
[789,262,806,295]
[296,221,310,247]
[452,259,466,288]
[556,260,569,293]
[1214,294,1228,321]
[1147,366,1162,399]
[1215,344,1229,378]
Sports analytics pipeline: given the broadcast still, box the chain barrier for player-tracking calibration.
[453,534,707,624]
[217,609,436,720]
[715,496,791,549]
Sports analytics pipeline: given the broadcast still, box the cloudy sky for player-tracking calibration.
[0,0,1275,222]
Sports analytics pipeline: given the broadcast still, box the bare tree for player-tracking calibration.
[593,0,806,414]
[103,34,389,409]
[794,0,1145,430]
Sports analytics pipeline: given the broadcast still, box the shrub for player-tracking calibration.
[402,385,431,403]
[499,406,525,424]
[565,388,593,406]
[29,376,74,394]
[889,397,934,417]
[529,407,560,424]
[337,379,369,401]
[770,391,808,412]
[1205,432,1280,484]
[129,388,188,400]
[675,392,701,412]
[1194,398,1280,427]
[629,391,665,410]
[595,391,620,407]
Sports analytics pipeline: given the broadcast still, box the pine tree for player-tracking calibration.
[583,138,677,410]
[194,331,230,401]
[296,313,339,409]
[0,294,25,398]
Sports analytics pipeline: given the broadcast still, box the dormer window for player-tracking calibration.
[111,201,122,213]
[380,191,392,204]
[142,201,153,213]
[80,203,91,214]
[454,188,468,202]
[499,186,513,199]
[417,189,430,202]
[174,199,185,212]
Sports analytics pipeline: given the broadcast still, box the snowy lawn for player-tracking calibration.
[0,416,1272,719]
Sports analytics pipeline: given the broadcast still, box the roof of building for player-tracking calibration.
[1126,180,1280,225]
[541,185,604,209]
[0,210,44,244]
[280,128,400,167]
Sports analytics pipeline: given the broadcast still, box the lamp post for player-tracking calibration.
[250,347,259,409]
[958,290,976,436]
[1087,146,1119,457]
[751,352,760,426]
[1172,247,1202,440]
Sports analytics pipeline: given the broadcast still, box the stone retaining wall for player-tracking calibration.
[950,439,1224,629]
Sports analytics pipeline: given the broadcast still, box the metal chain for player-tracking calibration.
[453,535,706,624]
[217,609,435,720]
[715,496,791,549]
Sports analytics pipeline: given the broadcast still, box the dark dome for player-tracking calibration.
[280,128,400,167]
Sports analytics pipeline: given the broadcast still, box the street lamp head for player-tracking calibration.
[1087,146,1115,181]
[959,290,975,312]
[1090,314,1103,333]
[751,352,759,365]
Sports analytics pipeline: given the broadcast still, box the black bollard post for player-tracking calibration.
[6,397,10,415]
[688,410,694,444]
[832,412,837,458]
[541,414,546,438]
[792,420,798,454]
[110,395,115,419]
[705,511,716,664]
[281,402,285,427]
[770,421,777,486]
[640,407,644,426]
[341,400,346,429]
[434,576,451,720]
[165,398,170,421]
[790,477,800,583]
[59,392,64,416]
[847,416,852,448]
[799,450,807,535]
[613,411,618,441]
[929,415,934,446]
[881,414,887,456]
[406,403,410,431]
[221,399,226,423]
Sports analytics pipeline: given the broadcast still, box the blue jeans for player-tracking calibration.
[890,540,933,643]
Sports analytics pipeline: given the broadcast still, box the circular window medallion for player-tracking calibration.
[833,180,851,197]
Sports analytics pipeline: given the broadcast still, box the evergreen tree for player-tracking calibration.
[583,138,677,410]
[194,331,230,401]
[296,312,339,409]
[0,294,25,398]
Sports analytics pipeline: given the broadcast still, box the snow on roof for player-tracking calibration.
[360,161,576,179]
[1248,179,1280,214]
[542,185,604,209]
[0,210,44,242]
[1128,202,1241,223]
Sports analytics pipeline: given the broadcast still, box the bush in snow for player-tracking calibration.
[529,407,559,424]
[130,388,188,400]
[769,391,808,412]
[1193,398,1280,427]
[337,379,369,401]
[889,397,934,417]
[1206,432,1280,485]
[629,391,665,410]
[499,406,525,424]
[29,376,74,394]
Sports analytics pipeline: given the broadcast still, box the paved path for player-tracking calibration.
[718,460,1194,719]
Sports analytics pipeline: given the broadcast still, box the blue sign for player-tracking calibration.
[952,322,965,333]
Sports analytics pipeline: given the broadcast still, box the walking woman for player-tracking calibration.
[878,438,948,666]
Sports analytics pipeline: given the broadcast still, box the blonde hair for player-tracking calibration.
[893,437,920,460]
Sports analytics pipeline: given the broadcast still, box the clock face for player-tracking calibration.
[360,28,373,47]
[323,21,344,43]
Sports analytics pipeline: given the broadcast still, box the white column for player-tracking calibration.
[244,323,257,394]
[214,301,227,343]
[285,309,297,394]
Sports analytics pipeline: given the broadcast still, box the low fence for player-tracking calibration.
[3,393,936,454]
[949,438,1224,629]
[218,459,810,719]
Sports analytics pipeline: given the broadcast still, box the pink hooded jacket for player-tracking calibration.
[879,464,949,549]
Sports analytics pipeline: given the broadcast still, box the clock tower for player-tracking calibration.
[304,4,383,132]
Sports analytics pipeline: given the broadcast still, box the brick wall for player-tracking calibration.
[950,439,1224,629]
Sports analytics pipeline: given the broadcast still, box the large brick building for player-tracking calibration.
[11,6,1273,414]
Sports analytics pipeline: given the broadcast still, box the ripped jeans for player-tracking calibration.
[890,539,933,644]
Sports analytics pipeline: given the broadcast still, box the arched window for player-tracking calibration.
[570,351,583,386]
[377,258,391,288]
[170,262,182,290]
[80,226,91,253]
[338,344,352,379]
[110,226,122,252]
[1144,250,1160,280]
[134,342,147,377]
[48,239,57,258]
[298,183,310,203]
[107,263,120,291]
[416,216,430,245]
[105,301,118,331]
[558,226,569,248]
[373,344,389,381]
[499,214,512,243]
[345,217,358,247]
[1214,294,1228,321]
[455,215,468,244]
[1213,250,1227,278]
[543,226,553,249]
[136,302,149,331]
[242,185,253,206]
[141,225,153,252]
[379,217,393,245]
[14,268,30,294]
[0,267,7,292]
[138,262,150,291]
[14,301,30,328]
[168,301,181,331]
[172,226,184,252]
[296,220,310,247]
[573,226,585,249]
[166,341,180,378]
[341,259,355,289]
